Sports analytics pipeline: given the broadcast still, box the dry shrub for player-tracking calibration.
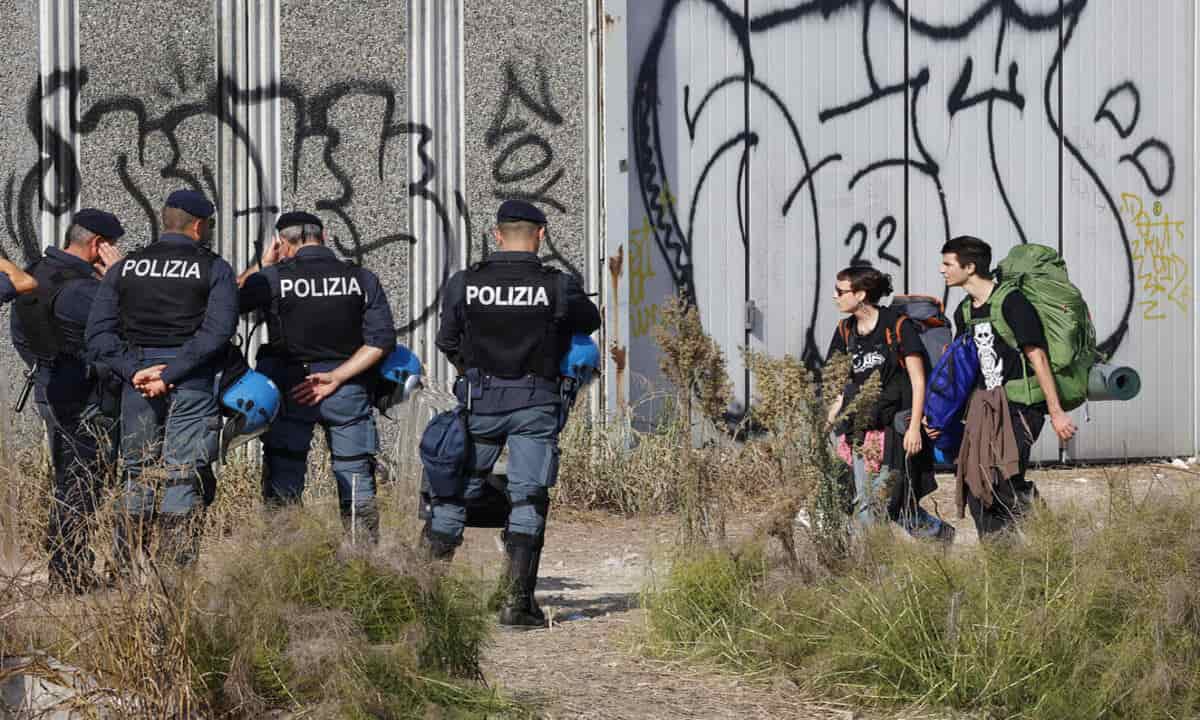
[645,477,1200,720]
[0,420,524,718]
[555,394,690,515]
[744,349,880,572]
[653,293,733,426]
[650,294,734,546]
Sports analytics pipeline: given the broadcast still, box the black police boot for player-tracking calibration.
[341,504,381,545]
[498,532,546,628]
[108,511,152,583]
[419,524,458,562]
[157,512,204,567]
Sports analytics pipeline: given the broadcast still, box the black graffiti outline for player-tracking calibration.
[2,64,482,342]
[1119,138,1174,198]
[1094,81,1140,139]
[634,0,1178,367]
[485,59,568,215]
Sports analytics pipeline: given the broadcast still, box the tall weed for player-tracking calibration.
[645,485,1200,719]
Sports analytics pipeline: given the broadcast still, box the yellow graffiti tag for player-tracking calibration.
[1121,192,1192,321]
[629,216,655,307]
[629,215,660,339]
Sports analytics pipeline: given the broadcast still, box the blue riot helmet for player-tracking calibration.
[377,343,424,416]
[219,370,281,460]
[560,333,601,385]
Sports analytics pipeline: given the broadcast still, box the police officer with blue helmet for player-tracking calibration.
[86,190,238,568]
[237,210,397,542]
[10,209,124,592]
[429,199,601,627]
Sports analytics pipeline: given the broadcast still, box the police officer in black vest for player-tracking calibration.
[429,199,601,627]
[11,209,125,592]
[237,211,396,541]
[86,190,238,568]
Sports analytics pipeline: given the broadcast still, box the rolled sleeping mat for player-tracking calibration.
[1086,363,1141,402]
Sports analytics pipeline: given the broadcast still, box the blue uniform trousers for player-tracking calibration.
[259,358,378,528]
[429,403,561,542]
[35,387,118,588]
[119,352,219,519]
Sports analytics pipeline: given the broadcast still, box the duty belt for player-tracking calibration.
[459,369,560,411]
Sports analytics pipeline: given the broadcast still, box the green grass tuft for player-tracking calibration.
[645,488,1200,719]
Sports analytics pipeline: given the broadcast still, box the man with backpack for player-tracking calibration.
[938,235,1079,536]
[86,190,238,568]
[425,199,601,628]
[10,209,125,592]
[236,211,396,543]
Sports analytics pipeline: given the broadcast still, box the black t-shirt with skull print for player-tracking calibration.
[954,289,1047,391]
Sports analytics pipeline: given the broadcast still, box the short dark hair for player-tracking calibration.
[162,206,198,232]
[836,265,894,305]
[279,224,323,244]
[496,219,542,240]
[63,224,93,249]
[941,235,992,278]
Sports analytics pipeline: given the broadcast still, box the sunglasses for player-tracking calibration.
[834,287,855,296]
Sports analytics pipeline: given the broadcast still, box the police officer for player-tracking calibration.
[86,190,238,568]
[429,199,601,627]
[10,209,124,592]
[237,211,396,541]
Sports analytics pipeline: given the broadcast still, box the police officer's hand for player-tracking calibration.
[290,372,342,406]
[140,378,172,398]
[262,236,285,268]
[133,364,167,387]
[96,243,124,276]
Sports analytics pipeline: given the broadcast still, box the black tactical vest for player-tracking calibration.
[13,257,94,363]
[461,261,566,380]
[118,242,214,347]
[269,254,366,362]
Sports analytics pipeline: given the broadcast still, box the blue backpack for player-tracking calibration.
[924,333,980,455]
[419,407,471,498]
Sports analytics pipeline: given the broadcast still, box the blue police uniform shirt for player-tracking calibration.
[239,244,397,353]
[0,274,15,304]
[86,233,238,385]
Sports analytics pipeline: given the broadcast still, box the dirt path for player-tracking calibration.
[457,514,858,720]
[455,463,1198,719]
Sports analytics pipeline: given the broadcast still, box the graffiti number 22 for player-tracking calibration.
[844,215,901,267]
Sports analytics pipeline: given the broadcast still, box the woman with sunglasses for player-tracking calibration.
[825,265,953,541]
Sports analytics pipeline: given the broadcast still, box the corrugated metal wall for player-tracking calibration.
[619,0,1197,460]
[1,0,595,393]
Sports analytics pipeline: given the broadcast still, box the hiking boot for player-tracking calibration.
[497,532,545,629]
[934,520,957,544]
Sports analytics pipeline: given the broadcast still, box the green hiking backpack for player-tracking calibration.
[958,244,1098,411]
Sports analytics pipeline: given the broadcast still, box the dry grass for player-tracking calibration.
[644,474,1200,720]
[0,414,526,718]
